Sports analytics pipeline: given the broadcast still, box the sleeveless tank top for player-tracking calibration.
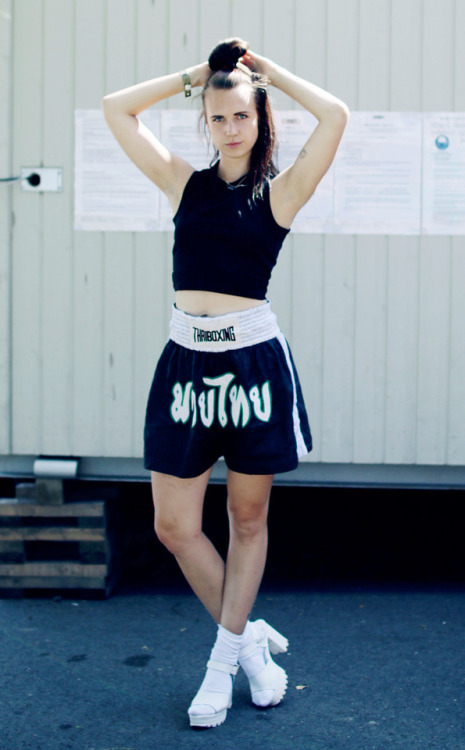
[172,165,290,299]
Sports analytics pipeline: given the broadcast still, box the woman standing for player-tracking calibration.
[102,37,348,728]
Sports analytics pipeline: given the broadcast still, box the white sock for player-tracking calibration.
[211,624,243,665]
[241,620,255,648]
[189,625,243,716]
[239,620,268,678]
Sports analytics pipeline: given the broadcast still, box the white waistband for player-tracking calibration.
[169,303,280,352]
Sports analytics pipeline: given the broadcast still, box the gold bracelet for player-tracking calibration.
[179,70,192,98]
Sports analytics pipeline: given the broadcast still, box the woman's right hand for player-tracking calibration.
[101,59,209,209]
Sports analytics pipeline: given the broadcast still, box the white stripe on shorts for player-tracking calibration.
[276,331,309,458]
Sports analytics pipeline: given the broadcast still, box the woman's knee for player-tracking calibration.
[154,515,200,556]
[151,469,210,555]
[228,502,269,541]
[226,471,272,540]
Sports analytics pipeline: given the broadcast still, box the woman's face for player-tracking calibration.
[204,82,259,164]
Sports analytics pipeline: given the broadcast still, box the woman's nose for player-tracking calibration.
[225,119,238,135]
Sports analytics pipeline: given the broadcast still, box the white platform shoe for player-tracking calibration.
[188,659,239,728]
[239,619,289,707]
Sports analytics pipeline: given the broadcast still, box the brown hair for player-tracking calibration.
[202,38,278,200]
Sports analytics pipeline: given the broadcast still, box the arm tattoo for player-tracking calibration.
[298,147,308,160]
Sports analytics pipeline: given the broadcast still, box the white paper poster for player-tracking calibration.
[158,110,211,230]
[334,112,422,235]
[74,109,465,235]
[74,109,161,231]
[422,112,465,234]
[274,111,335,233]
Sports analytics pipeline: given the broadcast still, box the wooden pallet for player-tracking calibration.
[0,499,116,597]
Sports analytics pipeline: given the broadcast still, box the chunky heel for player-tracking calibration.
[255,618,289,655]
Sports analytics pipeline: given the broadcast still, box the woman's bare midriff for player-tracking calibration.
[176,290,266,317]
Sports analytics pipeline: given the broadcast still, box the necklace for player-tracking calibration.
[226,174,248,190]
[215,162,248,190]
[220,174,249,190]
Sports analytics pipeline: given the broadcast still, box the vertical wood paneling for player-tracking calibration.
[422,0,455,110]
[136,0,169,83]
[352,239,388,462]
[384,238,420,464]
[448,238,465,464]
[418,3,454,465]
[199,0,231,59]
[11,0,44,454]
[262,0,295,108]
[416,238,451,464]
[230,0,263,49]
[133,234,170,458]
[322,0,358,461]
[295,0,327,88]
[0,0,12,453]
[358,0,390,110]
[291,0,328,462]
[386,0,423,465]
[353,0,391,462]
[321,236,356,461]
[133,0,171,458]
[390,0,422,110]
[327,0,359,108]
[103,234,135,456]
[292,238,325,463]
[73,0,106,455]
[387,1,423,464]
[168,0,200,74]
[455,0,465,109]
[103,0,137,456]
[41,0,74,453]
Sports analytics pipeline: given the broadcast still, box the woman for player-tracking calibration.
[102,38,348,728]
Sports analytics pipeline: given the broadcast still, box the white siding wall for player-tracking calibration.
[0,0,12,455]
[3,0,465,467]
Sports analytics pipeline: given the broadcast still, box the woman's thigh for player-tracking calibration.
[151,467,212,541]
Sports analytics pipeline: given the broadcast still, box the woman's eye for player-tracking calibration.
[237,113,247,119]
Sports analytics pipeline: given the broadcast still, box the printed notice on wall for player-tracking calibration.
[274,111,335,233]
[334,112,422,235]
[74,109,161,231]
[157,110,211,230]
[74,109,465,235]
[422,113,465,234]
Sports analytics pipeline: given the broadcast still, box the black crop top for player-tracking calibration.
[172,165,290,299]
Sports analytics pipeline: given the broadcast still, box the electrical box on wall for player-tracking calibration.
[21,167,62,192]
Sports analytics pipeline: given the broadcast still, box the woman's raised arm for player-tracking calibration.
[101,63,210,205]
[245,51,349,228]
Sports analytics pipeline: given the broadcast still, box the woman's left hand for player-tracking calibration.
[241,50,275,82]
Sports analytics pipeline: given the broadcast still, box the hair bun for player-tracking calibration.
[208,38,249,72]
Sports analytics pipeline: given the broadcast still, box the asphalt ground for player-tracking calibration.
[1,583,465,750]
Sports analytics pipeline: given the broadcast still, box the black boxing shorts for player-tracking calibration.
[144,302,312,478]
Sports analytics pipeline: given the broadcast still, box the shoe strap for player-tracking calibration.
[239,634,267,659]
[207,659,239,675]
